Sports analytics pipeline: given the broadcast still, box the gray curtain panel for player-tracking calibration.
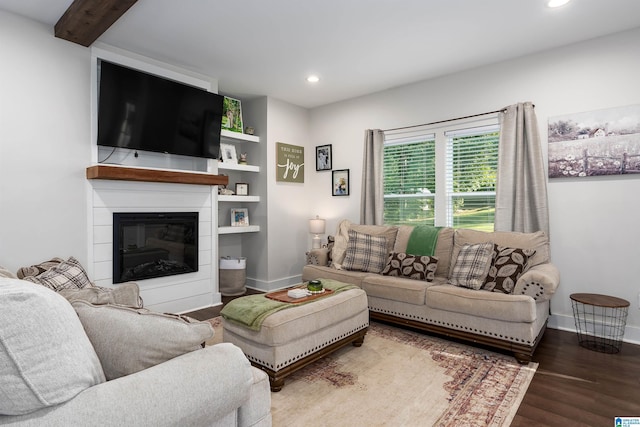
[495,102,550,236]
[360,129,385,225]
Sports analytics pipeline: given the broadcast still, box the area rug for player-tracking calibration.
[205,317,537,427]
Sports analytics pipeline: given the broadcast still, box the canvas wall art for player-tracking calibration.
[548,104,640,178]
[276,142,304,183]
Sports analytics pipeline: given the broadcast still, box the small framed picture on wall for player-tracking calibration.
[332,169,349,196]
[315,144,332,171]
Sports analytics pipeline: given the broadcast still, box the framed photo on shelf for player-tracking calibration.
[231,208,249,227]
[332,169,350,196]
[220,143,238,164]
[235,183,249,196]
[315,144,332,171]
[222,96,243,133]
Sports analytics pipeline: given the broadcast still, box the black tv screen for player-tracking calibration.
[97,60,223,159]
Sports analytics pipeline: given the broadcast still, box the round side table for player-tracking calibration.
[570,293,629,353]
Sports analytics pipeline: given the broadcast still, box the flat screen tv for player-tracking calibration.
[97,59,224,159]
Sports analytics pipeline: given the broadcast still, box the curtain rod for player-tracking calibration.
[382,108,507,133]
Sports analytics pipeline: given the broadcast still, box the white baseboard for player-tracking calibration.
[548,313,640,345]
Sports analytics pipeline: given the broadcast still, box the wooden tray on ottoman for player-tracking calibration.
[265,285,334,304]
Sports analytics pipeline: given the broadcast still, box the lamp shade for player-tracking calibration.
[309,216,326,249]
[309,216,326,235]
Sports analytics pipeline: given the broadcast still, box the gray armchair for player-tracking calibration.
[0,277,272,426]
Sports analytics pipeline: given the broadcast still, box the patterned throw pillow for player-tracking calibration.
[16,257,64,279]
[381,252,438,282]
[482,245,536,294]
[342,229,388,273]
[23,256,92,291]
[448,242,494,290]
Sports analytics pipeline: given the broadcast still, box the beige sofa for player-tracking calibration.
[303,220,560,363]
[0,274,272,426]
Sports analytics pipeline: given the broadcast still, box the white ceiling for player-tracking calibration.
[2,0,640,108]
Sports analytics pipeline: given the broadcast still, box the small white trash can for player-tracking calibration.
[219,257,246,296]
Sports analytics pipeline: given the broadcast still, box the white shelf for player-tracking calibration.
[218,195,260,203]
[221,129,260,143]
[217,128,261,238]
[218,163,260,173]
[218,225,261,234]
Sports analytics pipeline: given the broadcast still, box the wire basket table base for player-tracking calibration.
[570,293,629,354]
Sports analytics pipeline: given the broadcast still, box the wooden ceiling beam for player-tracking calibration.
[54,0,138,47]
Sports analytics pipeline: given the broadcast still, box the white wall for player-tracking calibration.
[0,11,221,313]
[308,27,640,342]
[0,11,91,270]
[263,98,312,289]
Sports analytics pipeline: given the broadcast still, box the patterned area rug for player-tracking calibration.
[205,318,536,427]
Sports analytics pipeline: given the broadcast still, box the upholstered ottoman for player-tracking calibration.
[222,286,369,392]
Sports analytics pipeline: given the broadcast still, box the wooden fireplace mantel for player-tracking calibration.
[86,165,229,186]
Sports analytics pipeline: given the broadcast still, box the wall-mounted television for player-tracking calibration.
[97,59,223,159]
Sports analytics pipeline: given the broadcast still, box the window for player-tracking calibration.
[446,126,499,231]
[383,135,436,226]
[383,122,499,231]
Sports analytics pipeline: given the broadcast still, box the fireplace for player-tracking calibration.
[113,212,198,283]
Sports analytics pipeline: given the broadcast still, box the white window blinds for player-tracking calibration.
[445,125,499,231]
[383,134,436,226]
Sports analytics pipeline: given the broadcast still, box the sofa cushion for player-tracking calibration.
[448,242,494,290]
[350,224,398,256]
[22,257,92,291]
[381,252,438,282]
[394,226,454,278]
[361,274,431,305]
[331,219,352,268]
[482,245,536,294]
[426,284,537,323]
[342,229,388,273]
[0,278,105,415]
[451,229,549,276]
[0,266,16,279]
[71,302,214,380]
[331,220,398,269]
[58,282,143,307]
[393,225,414,253]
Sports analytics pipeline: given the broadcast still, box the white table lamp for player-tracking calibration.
[309,215,326,249]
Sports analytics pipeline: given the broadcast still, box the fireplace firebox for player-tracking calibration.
[113,212,198,283]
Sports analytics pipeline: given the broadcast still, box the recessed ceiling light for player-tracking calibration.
[547,0,570,8]
[306,75,320,83]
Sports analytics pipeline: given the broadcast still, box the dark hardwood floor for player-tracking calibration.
[186,294,640,426]
[512,327,640,426]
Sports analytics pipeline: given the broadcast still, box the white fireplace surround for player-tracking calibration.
[87,179,220,313]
